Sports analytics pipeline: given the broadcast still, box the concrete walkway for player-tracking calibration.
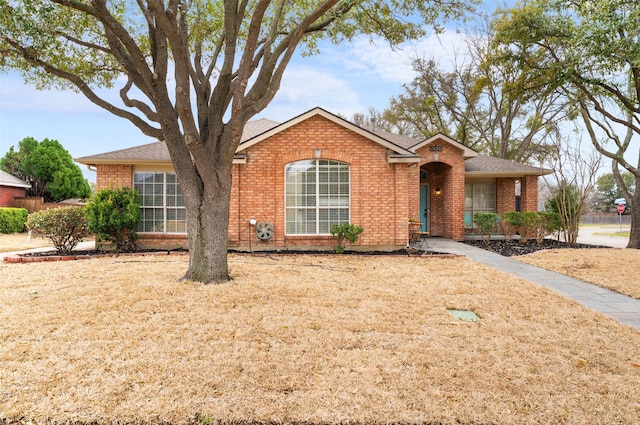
[416,237,640,330]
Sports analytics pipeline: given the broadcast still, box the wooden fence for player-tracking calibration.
[12,197,86,214]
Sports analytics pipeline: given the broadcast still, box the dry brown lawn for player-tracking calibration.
[1,254,639,425]
[517,248,640,300]
[0,232,53,253]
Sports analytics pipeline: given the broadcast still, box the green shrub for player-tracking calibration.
[538,211,562,243]
[25,206,89,254]
[500,211,524,241]
[85,187,140,251]
[473,212,499,242]
[520,211,542,241]
[330,223,364,253]
[0,207,28,233]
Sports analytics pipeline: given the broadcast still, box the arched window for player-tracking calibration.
[285,159,350,235]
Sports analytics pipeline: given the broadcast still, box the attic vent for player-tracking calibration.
[256,222,274,240]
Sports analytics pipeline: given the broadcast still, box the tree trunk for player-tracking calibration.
[181,163,233,284]
[627,190,640,249]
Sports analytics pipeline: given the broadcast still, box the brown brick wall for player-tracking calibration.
[0,186,26,207]
[520,175,539,212]
[231,115,409,250]
[96,164,133,189]
[496,178,517,215]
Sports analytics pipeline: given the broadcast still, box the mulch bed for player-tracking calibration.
[463,238,611,256]
[5,247,452,263]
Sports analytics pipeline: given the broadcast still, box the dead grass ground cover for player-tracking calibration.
[1,254,639,425]
[517,249,640,299]
[0,232,52,253]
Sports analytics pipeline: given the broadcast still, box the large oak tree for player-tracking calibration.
[492,0,640,248]
[1,0,475,282]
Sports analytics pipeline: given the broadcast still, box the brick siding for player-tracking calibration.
[0,186,26,207]
[93,116,542,249]
[413,143,466,240]
[96,164,133,189]
[231,115,409,250]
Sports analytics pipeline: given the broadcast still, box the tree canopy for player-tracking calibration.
[492,0,640,248]
[0,0,477,283]
[0,136,91,201]
[382,18,568,164]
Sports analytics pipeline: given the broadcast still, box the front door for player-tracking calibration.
[420,185,429,233]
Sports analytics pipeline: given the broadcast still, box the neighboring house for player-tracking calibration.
[0,170,30,207]
[76,107,551,250]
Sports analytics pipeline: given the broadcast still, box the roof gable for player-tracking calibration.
[411,133,478,158]
[237,107,417,157]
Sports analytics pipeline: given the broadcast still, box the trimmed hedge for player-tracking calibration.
[499,210,562,243]
[0,207,28,234]
[473,212,500,242]
[25,206,89,254]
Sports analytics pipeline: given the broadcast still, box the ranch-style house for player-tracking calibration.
[76,107,551,251]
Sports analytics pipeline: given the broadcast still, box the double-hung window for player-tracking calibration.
[285,160,350,235]
[133,172,186,233]
[464,182,496,228]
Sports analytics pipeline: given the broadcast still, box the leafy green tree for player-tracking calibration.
[1,137,91,201]
[492,0,640,248]
[593,171,635,213]
[0,0,476,283]
[0,137,39,185]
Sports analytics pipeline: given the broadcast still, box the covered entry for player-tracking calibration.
[419,161,460,238]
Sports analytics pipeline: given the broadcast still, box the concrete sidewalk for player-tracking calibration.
[418,238,640,330]
[0,240,96,261]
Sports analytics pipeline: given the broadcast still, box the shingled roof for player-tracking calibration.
[466,155,552,176]
[76,118,280,164]
[0,170,31,188]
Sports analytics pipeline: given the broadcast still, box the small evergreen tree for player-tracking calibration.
[1,137,91,201]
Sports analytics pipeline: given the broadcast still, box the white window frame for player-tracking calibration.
[133,171,186,234]
[285,159,351,235]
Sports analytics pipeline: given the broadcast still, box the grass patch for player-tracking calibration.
[518,248,640,299]
[0,232,53,253]
[1,254,639,424]
[593,231,630,238]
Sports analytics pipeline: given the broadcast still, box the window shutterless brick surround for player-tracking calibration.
[95,116,540,251]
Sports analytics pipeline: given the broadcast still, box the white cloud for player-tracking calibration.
[263,65,365,121]
[344,31,471,83]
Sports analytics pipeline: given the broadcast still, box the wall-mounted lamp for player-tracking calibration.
[314,148,322,158]
[435,187,442,196]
